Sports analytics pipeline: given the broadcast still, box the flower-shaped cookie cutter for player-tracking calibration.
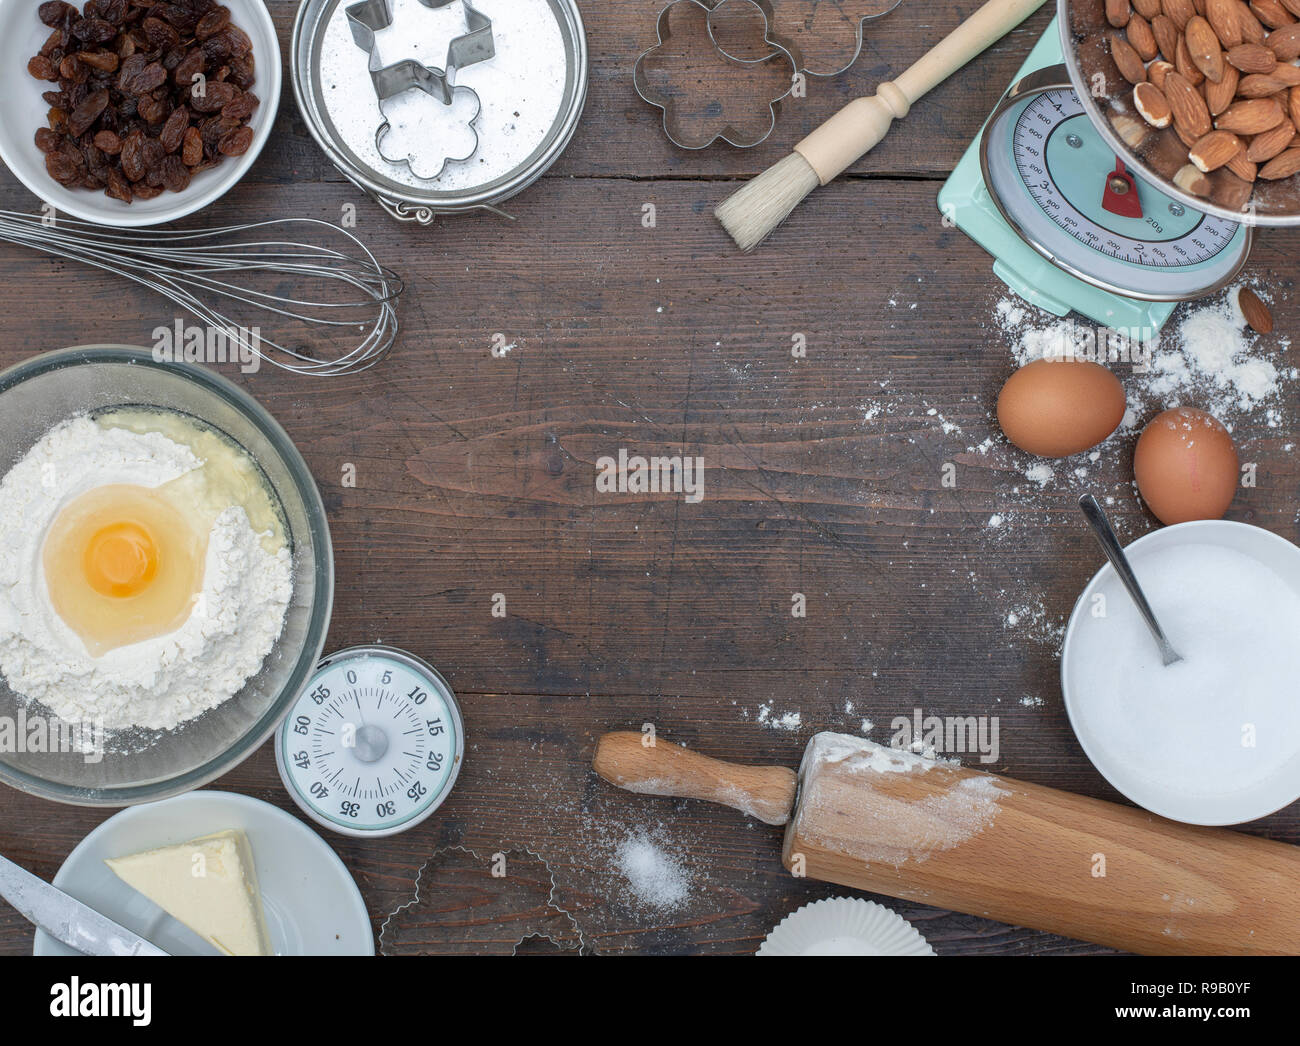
[346,0,495,178]
[753,0,904,78]
[633,0,798,150]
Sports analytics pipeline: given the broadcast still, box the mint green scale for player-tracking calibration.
[937,18,1251,334]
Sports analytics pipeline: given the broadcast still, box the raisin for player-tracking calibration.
[28,56,57,81]
[39,2,78,27]
[77,49,118,71]
[220,90,256,120]
[160,153,190,191]
[119,130,145,180]
[141,16,178,49]
[173,48,203,86]
[67,88,108,136]
[181,124,202,165]
[129,61,166,93]
[75,17,118,44]
[159,104,187,151]
[40,29,65,57]
[34,127,61,153]
[216,124,251,156]
[132,182,163,200]
[93,128,122,153]
[195,7,228,38]
[105,167,132,201]
[190,78,234,112]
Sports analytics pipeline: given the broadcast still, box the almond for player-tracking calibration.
[1111,112,1154,148]
[1186,15,1229,79]
[1111,31,1150,81]
[1150,57,1177,86]
[1128,12,1161,57]
[1135,81,1175,124]
[1259,143,1300,173]
[1246,115,1297,155]
[1283,0,1300,13]
[1165,0,1197,30]
[1189,128,1245,166]
[1164,69,1215,133]
[1152,12,1182,55]
[1290,82,1300,123]
[1237,70,1292,91]
[1227,140,1260,175]
[1267,23,1300,55]
[1251,0,1296,27]
[1269,62,1300,82]
[1238,287,1274,333]
[1208,0,1246,43]
[1216,94,1287,128]
[1237,0,1270,40]
[1136,0,1164,16]
[1173,160,1214,193]
[1213,168,1257,208]
[1205,61,1241,109]
[1177,32,1208,82]
[1108,0,1133,26]
[1227,40,1279,67]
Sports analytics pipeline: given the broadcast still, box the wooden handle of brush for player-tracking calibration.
[796,0,1048,183]
[593,732,797,825]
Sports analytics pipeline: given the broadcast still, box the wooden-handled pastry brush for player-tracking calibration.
[715,0,1048,251]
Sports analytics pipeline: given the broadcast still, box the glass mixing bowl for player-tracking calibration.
[0,346,333,805]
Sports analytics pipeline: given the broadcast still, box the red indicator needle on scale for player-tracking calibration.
[1102,158,1142,218]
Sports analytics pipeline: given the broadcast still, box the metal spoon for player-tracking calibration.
[1078,494,1183,667]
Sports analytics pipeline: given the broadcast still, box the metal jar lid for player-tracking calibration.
[291,0,587,222]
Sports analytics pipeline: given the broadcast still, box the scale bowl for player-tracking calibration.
[0,347,333,806]
[1061,0,1300,227]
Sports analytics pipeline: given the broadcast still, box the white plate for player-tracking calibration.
[33,791,373,955]
[1062,519,1300,826]
[0,0,281,227]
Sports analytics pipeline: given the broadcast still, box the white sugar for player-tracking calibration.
[1069,543,1300,797]
[615,832,690,912]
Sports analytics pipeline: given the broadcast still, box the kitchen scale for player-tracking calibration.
[276,645,464,838]
[938,16,1252,333]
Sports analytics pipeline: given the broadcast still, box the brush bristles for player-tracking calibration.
[715,152,820,252]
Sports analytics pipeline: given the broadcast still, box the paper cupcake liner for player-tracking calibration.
[757,897,935,956]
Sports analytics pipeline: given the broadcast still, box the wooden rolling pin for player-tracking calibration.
[594,731,1300,954]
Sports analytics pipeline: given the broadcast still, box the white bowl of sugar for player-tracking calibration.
[1062,520,1300,826]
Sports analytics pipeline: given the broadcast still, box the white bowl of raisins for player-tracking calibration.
[0,0,281,227]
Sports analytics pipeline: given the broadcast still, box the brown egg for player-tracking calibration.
[1134,407,1239,525]
[996,359,1126,458]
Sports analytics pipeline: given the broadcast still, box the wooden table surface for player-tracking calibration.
[1,0,1298,956]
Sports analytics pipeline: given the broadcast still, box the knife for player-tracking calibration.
[0,853,169,956]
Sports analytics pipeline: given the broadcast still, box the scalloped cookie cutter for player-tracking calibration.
[750,0,904,78]
[634,0,798,149]
[345,0,495,177]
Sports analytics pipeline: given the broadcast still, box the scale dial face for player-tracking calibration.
[980,76,1250,301]
[276,646,464,837]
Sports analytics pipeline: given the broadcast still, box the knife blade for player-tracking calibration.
[0,853,168,956]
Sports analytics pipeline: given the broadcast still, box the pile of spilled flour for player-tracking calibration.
[994,285,1295,432]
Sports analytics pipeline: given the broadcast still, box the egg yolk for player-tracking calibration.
[83,521,159,598]
[43,484,205,657]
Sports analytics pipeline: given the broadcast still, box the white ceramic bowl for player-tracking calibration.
[0,0,281,227]
[1062,520,1300,826]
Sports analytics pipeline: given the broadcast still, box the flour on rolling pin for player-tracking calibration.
[795,733,1009,868]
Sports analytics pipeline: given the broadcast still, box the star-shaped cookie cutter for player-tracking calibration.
[345,0,495,177]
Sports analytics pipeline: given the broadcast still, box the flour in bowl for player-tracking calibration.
[0,411,292,731]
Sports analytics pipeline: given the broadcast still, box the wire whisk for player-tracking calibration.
[0,211,403,376]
